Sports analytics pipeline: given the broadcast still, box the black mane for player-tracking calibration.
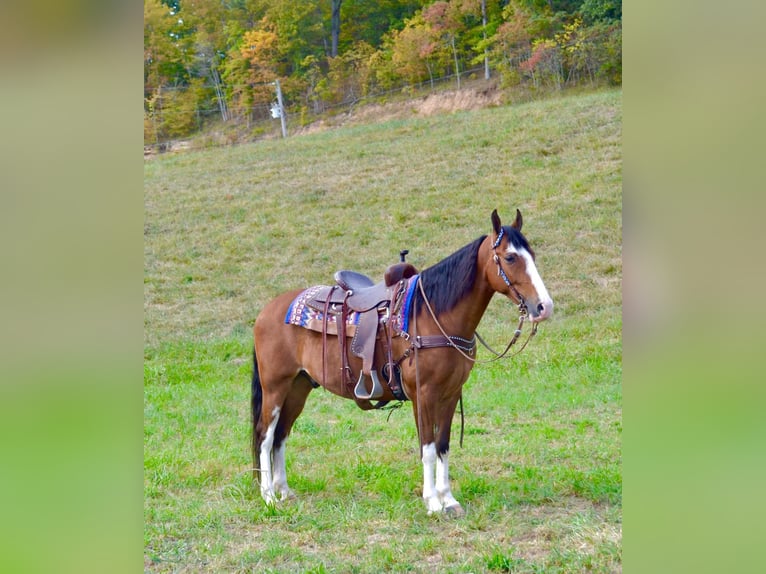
[415,235,486,316]
[414,226,533,316]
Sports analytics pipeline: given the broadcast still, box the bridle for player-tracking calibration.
[411,228,540,366]
[415,277,537,364]
[492,226,526,308]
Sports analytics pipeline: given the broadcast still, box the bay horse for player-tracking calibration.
[251,209,553,515]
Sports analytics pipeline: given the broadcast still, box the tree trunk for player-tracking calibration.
[426,61,434,89]
[481,0,489,80]
[451,36,460,89]
[331,0,342,58]
[211,65,228,122]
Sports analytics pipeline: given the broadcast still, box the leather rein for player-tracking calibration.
[407,232,539,366]
[413,277,537,364]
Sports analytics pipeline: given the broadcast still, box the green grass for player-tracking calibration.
[145,88,621,572]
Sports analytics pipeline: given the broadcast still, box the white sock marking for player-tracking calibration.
[422,443,442,513]
[436,451,459,509]
[259,407,280,504]
[272,440,292,500]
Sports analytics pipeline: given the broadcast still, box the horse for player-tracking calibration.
[251,209,553,515]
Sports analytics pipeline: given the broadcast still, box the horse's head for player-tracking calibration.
[488,209,553,323]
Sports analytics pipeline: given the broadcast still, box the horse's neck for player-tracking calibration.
[420,242,495,338]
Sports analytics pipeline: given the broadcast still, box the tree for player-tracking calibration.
[338,0,425,50]
[389,13,446,87]
[331,0,343,57]
[423,1,467,88]
[520,38,562,89]
[144,0,192,95]
[241,20,280,96]
[481,0,489,79]
[580,0,621,24]
[487,2,532,85]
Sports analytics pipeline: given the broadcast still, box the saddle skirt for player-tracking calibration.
[284,275,419,337]
[284,285,362,337]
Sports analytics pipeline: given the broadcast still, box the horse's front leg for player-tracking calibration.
[271,439,295,501]
[435,446,463,516]
[421,441,443,514]
[414,398,442,513]
[417,396,464,515]
[421,438,462,515]
[435,394,464,516]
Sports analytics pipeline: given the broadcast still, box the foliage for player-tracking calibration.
[143,0,621,145]
[520,38,561,89]
[389,13,444,86]
[580,0,622,24]
[145,79,208,142]
[240,20,280,99]
[317,41,379,105]
[144,0,191,93]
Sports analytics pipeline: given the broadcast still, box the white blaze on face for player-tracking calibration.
[505,243,554,320]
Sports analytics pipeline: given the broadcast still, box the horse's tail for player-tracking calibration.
[251,348,263,482]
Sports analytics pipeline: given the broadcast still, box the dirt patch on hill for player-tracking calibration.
[295,83,504,136]
[146,82,507,154]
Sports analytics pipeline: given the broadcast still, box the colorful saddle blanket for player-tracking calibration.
[284,285,361,337]
[284,276,419,337]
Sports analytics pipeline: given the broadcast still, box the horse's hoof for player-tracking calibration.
[279,489,297,501]
[444,504,465,518]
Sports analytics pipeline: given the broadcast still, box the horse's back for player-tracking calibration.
[255,288,304,334]
[253,289,305,364]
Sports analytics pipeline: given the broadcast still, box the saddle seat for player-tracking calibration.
[335,262,418,312]
[312,262,418,403]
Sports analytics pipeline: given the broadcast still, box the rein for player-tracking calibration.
[414,276,538,365]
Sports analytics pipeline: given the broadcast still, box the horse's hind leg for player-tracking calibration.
[254,366,295,505]
[270,375,313,501]
[256,394,284,505]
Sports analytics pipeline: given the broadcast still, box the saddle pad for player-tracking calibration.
[392,274,419,334]
[285,285,360,337]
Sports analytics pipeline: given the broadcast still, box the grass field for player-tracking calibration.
[144,88,622,572]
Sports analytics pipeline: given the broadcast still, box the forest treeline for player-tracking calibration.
[144,0,621,144]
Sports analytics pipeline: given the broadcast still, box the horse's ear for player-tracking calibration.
[511,209,523,231]
[491,209,502,236]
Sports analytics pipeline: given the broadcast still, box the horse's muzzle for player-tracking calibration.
[528,297,553,323]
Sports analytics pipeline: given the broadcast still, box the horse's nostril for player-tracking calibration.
[537,303,545,314]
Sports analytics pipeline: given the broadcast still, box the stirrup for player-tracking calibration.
[354,369,384,400]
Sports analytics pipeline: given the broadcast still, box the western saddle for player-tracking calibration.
[308,251,417,408]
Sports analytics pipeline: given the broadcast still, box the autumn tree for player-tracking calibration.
[389,13,445,87]
[422,1,466,88]
[487,2,532,85]
[338,0,425,51]
[143,0,621,145]
[144,0,192,95]
[241,20,280,98]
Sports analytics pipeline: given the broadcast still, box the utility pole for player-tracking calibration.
[274,79,287,139]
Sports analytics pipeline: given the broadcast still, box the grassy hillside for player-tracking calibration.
[144,88,622,572]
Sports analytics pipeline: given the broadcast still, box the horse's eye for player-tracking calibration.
[505,254,517,264]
